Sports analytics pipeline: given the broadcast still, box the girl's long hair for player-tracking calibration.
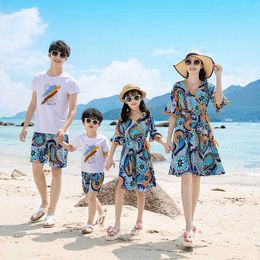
[120,90,150,122]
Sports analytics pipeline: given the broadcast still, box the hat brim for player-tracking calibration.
[174,54,214,79]
[119,87,146,102]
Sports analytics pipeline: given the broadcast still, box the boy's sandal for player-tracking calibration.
[95,208,107,225]
[105,226,121,241]
[130,223,143,236]
[182,231,194,247]
[82,224,94,234]
[43,215,55,228]
[30,207,48,222]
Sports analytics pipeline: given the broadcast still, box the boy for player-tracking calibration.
[19,40,80,228]
[59,108,108,234]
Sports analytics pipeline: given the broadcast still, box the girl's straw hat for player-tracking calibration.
[119,83,146,102]
[174,52,214,79]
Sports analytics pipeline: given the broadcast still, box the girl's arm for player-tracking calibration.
[214,64,224,106]
[105,142,117,170]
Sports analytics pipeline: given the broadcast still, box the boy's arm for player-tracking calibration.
[19,92,37,142]
[57,93,78,140]
[59,140,76,152]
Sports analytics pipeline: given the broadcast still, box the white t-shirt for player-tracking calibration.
[70,133,109,173]
[32,71,80,134]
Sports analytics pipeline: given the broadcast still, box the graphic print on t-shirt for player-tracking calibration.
[84,145,100,163]
[41,84,61,105]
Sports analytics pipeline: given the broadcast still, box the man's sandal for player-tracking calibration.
[30,207,48,222]
[95,208,107,225]
[82,224,94,234]
[105,226,121,241]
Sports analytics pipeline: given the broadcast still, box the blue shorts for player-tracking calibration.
[30,132,68,168]
[81,171,104,193]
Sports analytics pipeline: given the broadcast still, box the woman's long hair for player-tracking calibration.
[120,90,150,122]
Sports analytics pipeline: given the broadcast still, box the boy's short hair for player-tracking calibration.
[81,108,103,123]
[48,40,71,57]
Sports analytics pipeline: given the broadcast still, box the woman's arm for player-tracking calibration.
[165,115,176,152]
[105,142,118,170]
[214,64,224,106]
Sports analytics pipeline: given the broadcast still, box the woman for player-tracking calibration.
[164,52,229,247]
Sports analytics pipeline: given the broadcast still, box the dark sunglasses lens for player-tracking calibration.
[185,60,191,65]
[125,97,131,102]
[86,118,91,123]
[93,120,98,125]
[134,95,140,101]
[60,52,67,58]
[194,60,201,65]
[52,51,59,56]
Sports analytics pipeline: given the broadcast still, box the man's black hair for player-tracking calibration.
[48,40,71,57]
[81,108,103,124]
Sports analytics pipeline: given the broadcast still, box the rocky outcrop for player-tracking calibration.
[151,153,166,162]
[156,122,169,127]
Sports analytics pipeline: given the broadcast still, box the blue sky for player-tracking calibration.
[0,0,259,116]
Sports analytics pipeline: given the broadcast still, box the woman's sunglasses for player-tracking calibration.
[84,118,99,125]
[124,95,142,103]
[185,59,201,66]
[51,50,67,59]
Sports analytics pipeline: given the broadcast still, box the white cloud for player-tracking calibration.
[77,59,170,104]
[150,48,181,56]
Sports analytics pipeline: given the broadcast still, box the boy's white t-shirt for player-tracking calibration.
[70,133,109,173]
[32,71,80,134]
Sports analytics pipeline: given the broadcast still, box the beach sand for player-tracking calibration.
[0,167,260,260]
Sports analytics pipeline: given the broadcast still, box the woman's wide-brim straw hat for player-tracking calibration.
[174,52,215,79]
[119,83,146,102]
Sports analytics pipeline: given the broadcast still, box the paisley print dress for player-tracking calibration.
[111,112,162,192]
[164,80,229,176]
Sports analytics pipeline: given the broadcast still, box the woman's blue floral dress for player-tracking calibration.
[111,112,162,192]
[164,80,229,176]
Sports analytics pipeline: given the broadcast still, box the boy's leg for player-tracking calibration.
[32,162,48,208]
[96,197,104,215]
[48,167,62,216]
[87,192,97,225]
[136,191,145,224]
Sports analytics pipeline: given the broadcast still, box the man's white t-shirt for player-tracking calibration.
[70,133,109,173]
[32,71,80,134]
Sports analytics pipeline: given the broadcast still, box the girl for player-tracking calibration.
[105,83,167,240]
[164,52,229,247]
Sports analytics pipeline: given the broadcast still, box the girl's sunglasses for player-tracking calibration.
[185,59,201,66]
[124,95,142,103]
[84,118,99,125]
[51,50,67,59]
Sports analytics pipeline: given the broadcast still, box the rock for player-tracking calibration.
[214,125,226,129]
[21,121,34,127]
[0,121,14,126]
[74,197,88,207]
[110,121,117,126]
[151,153,166,162]
[11,169,27,178]
[211,188,226,192]
[156,122,169,127]
[75,178,180,219]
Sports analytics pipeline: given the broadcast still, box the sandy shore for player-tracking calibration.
[0,166,260,260]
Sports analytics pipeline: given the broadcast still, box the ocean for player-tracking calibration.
[0,120,260,177]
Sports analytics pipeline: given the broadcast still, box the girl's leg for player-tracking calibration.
[192,175,201,222]
[136,191,145,224]
[87,192,97,225]
[114,188,125,230]
[181,174,193,232]
[96,197,104,215]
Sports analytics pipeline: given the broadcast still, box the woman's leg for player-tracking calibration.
[192,175,201,222]
[114,188,125,230]
[181,174,193,231]
[136,191,145,224]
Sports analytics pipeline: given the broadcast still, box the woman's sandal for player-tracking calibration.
[95,208,107,225]
[105,225,121,241]
[30,207,48,222]
[182,231,194,247]
[43,215,55,228]
[82,224,94,234]
[130,223,143,236]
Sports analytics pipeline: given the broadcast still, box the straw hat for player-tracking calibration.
[174,52,214,79]
[119,83,146,102]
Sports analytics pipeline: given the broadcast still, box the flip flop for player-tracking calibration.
[105,225,121,241]
[30,207,48,222]
[182,231,194,247]
[130,223,143,236]
[95,208,107,225]
[82,224,94,234]
[43,215,55,228]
